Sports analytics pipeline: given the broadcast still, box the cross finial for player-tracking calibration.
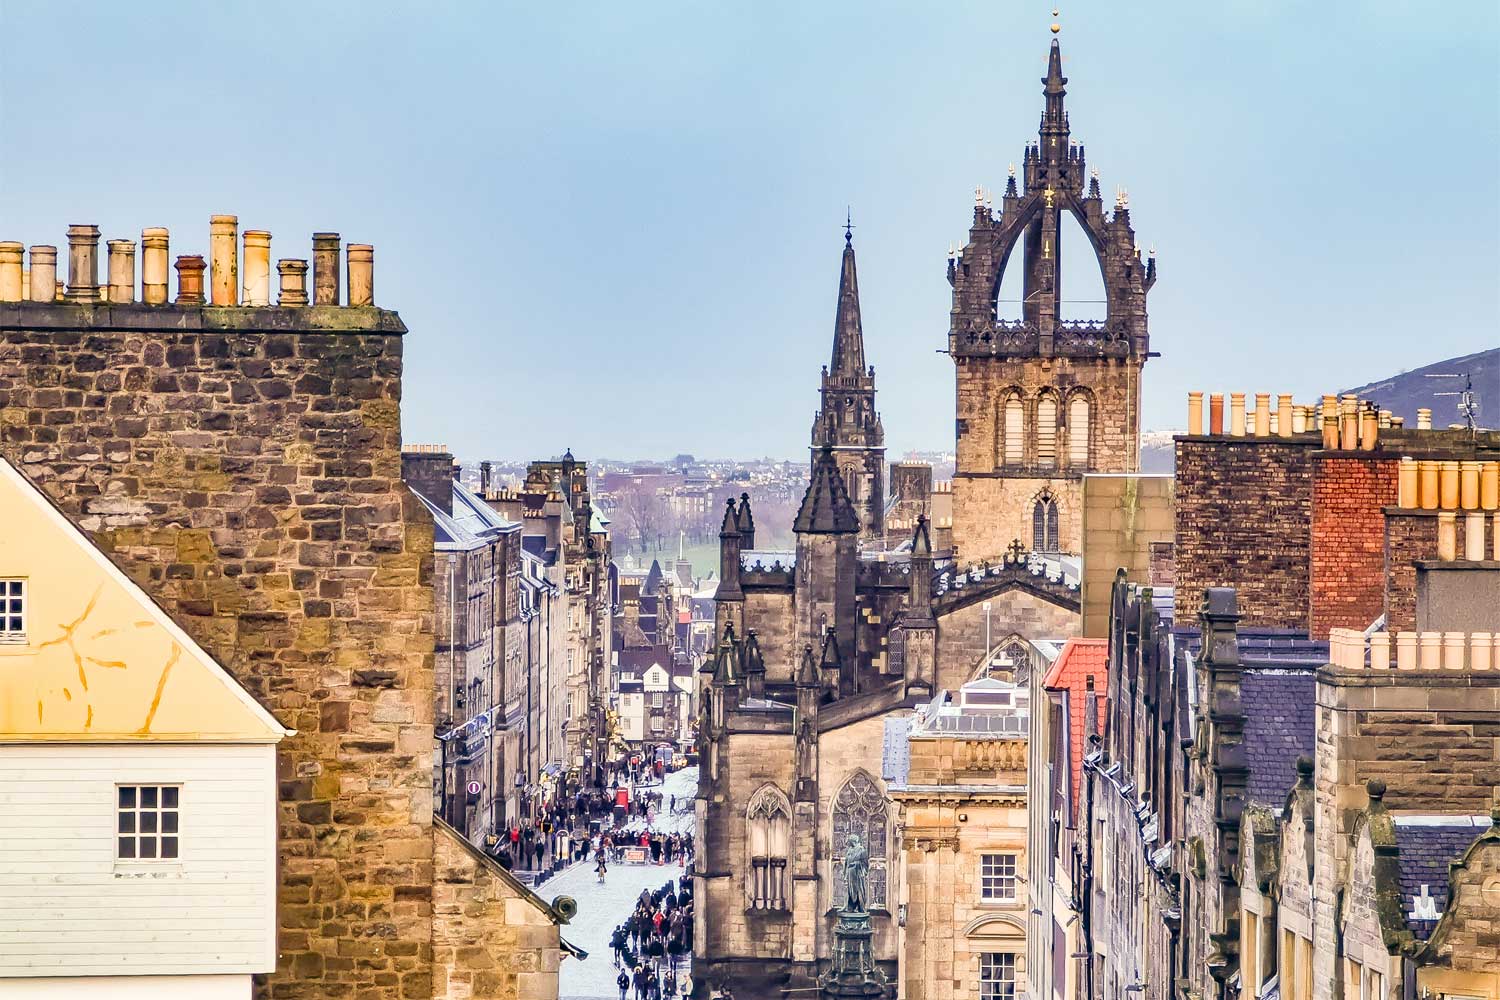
[1007,538,1027,563]
[845,207,854,245]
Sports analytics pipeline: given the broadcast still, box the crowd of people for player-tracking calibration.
[611,877,694,1000]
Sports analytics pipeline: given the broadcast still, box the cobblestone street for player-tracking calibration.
[554,766,697,1000]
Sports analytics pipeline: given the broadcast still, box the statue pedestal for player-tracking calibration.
[820,909,888,998]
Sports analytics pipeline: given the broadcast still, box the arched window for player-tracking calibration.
[1003,396,1024,466]
[1036,396,1057,468]
[832,771,888,909]
[1069,396,1091,468]
[747,786,791,910]
[1032,494,1059,552]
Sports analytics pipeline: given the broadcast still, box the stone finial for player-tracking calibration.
[0,242,22,302]
[347,244,374,306]
[277,259,309,305]
[65,224,101,303]
[1296,755,1314,788]
[141,228,170,304]
[208,214,238,306]
[174,255,206,304]
[27,246,57,303]
[312,232,341,305]
[1366,777,1385,801]
[106,239,135,304]
[242,230,272,306]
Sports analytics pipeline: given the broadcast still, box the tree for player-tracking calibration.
[618,482,664,555]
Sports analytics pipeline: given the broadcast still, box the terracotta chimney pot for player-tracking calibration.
[174,254,206,304]
[1186,392,1203,436]
[1208,394,1224,435]
[1439,461,1460,510]
[1368,632,1390,671]
[65,224,101,303]
[347,243,374,305]
[106,239,136,304]
[1436,510,1457,562]
[242,230,272,306]
[208,215,238,305]
[1229,393,1246,437]
[1464,512,1485,561]
[1397,457,1417,509]
[141,228,170,304]
[27,246,56,303]
[1418,461,1440,510]
[312,232,341,305]
[277,259,309,306]
[0,242,22,301]
[1395,631,1417,670]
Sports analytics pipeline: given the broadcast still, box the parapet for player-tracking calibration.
[1327,627,1496,672]
[0,217,392,329]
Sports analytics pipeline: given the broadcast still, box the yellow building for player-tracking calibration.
[891,679,1032,1000]
[0,455,289,998]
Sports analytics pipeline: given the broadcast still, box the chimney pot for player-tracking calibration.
[106,239,136,304]
[1464,511,1485,562]
[1253,393,1270,437]
[141,228,170,304]
[1439,460,1460,510]
[208,215,238,305]
[1276,394,1293,438]
[242,230,272,306]
[1186,392,1204,436]
[1436,510,1457,562]
[0,242,22,302]
[1395,631,1417,670]
[1459,461,1481,510]
[1397,457,1417,509]
[1416,407,1432,430]
[64,224,101,303]
[1368,632,1390,671]
[1494,512,1500,561]
[311,232,341,305]
[1208,393,1224,435]
[174,255,207,304]
[1358,404,1377,451]
[1291,404,1308,435]
[1442,631,1467,671]
[1418,631,1442,670]
[347,243,374,306]
[1229,393,1246,437]
[1482,462,1500,511]
[277,259,309,305]
[1418,460,1440,510]
[1471,633,1494,672]
[1339,395,1359,450]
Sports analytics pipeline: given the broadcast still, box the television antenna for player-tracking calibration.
[1424,371,1480,434]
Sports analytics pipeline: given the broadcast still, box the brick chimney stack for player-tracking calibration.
[402,444,455,516]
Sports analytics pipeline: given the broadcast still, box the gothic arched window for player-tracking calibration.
[1032,494,1059,552]
[747,785,791,910]
[1036,396,1058,468]
[1003,396,1024,466]
[831,771,889,909]
[1069,395,1091,468]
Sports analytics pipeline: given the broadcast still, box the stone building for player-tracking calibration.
[888,679,1034,1000]
[1072,385,1500,1000]
[404,445,526,844]
[947,32,1154,564]
[486,454,614,784]
[0,218,577,997]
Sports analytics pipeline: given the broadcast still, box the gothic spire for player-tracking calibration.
[829,222,866,378]
[794,445,860,535]
[1043,37,1067,104]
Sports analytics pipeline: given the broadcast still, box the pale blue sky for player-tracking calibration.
[2,2,1496,461]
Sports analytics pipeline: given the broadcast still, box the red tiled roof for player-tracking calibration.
[1043,638,1108,822]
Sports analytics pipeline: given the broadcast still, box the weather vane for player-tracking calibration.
[844,207,854,244]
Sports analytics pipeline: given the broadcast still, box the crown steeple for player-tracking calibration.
[795,445,860,535]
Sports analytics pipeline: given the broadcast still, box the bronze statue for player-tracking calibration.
[843,834,869,913]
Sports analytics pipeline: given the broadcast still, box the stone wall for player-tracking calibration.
[1174,437,1317,630]
[432,820,563,1000]
[1079,474,1173,638]
[934,589,1079,692]
[1308,455,1397,638]
[951,354,1141,565]
[0,301,435,998]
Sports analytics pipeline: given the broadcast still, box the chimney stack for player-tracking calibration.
[0,243,21,301]
[106,239,136,303]
[402,445,455,517]
[242,230,272,306]
[209,215,238,305]
[65,224,101,303]
[278,259,309,305]
[312,232,341,305]
[141,228,170,304]
[347,244,374,305]
[174,255,206,304]
[27,246,56,303]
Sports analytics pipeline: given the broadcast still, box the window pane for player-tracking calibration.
[8,599,20,613]
[161,836,179,859]
[162,811,179,834]
[162,787,179,808]
[140,811,157,834]
[118,812,136,834]
[118,836,136,859]
[119,787,136,808]
[141,787,157,808]
[7,581,20,595]
[140,838,157,859]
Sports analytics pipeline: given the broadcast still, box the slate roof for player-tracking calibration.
[1041,638,1108,821]
[882,716,913,786]
[1394,816,1487,941]
[1241,669,1318,808]
[794,446,859,534]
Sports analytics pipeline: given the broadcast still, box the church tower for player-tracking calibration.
[812,222,886,545]
[947,29,1156,563]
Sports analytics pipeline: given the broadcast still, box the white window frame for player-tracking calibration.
[980,852,1018,902]
[0,578,26,643]
[117,784,181,861]
[980,952,1017,1000]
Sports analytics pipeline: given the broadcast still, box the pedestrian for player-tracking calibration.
[596,855,608,885]
[617,969,630,1000]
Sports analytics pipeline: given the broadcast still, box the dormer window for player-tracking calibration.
[0,579,25,642]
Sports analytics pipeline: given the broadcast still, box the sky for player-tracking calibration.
[2,2,1497,462]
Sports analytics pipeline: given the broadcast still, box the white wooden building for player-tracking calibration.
[0,457,289,998]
